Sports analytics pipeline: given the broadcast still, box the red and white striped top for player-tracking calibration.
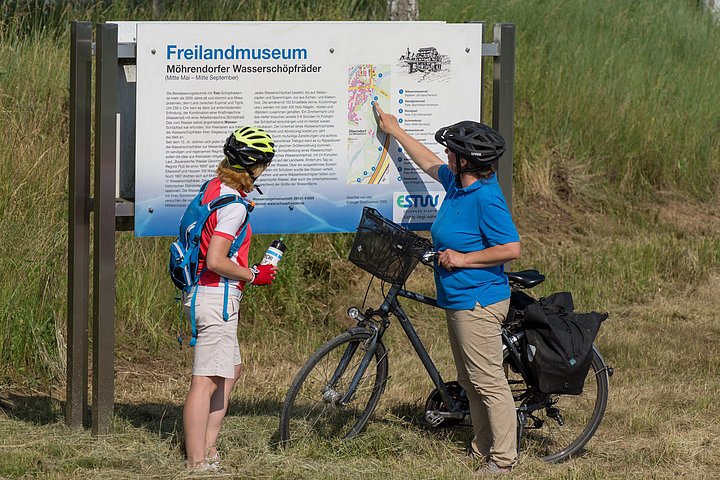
[196,177,252,292]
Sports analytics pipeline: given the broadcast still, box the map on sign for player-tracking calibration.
[347,64,393,185]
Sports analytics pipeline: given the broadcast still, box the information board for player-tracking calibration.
[133,22,482,236]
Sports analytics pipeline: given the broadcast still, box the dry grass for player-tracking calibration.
[2,197,719,479]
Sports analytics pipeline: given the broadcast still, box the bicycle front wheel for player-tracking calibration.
[279,329,389,446]
[506,346,609,463]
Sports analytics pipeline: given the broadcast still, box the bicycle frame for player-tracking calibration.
[333,283,462,415]
[393,286,466,416]
[394,286,464,417]
[333,282,539,417]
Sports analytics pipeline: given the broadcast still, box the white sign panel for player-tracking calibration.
[134,22,482,236]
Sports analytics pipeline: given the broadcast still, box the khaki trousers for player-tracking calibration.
[445,299,517,468]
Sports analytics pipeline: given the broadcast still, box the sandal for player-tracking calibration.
[187,460,220,472]
[207,449,221,466]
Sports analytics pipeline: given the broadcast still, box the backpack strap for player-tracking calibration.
[199,179,211,192]
[223,200,250,321]
[203,194,251,258]
[228,202,250,257]
[188,195,251,346]
[188,270,204,347]
[207,193,241,210]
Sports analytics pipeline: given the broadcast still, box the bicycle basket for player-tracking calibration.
[348,207,433,284]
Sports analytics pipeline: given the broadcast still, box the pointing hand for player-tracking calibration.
[373,103,402,136]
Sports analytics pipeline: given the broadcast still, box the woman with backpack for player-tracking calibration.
[181,126,277,470]
[375,105,521,475]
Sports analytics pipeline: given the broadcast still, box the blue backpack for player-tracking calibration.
[169,180,252,346]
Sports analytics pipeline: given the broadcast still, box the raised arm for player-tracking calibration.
[374,104,443,182]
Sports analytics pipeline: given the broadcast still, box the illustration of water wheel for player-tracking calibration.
[416,61,430,72]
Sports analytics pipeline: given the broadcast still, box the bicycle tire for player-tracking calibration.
[279,329,389,446]
[506,345,609,463]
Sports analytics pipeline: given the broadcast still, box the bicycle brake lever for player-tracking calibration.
[421,251,438,265]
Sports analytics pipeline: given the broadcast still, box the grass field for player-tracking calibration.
[3,198,719,479]
[1,0,720,478]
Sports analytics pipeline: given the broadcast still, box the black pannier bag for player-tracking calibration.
[522,292,607,395]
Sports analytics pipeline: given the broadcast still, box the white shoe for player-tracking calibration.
[189,460,220,472]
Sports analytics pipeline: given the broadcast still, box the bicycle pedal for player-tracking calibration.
[424,410,444,427]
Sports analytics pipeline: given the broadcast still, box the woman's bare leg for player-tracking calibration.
[183,375,221,465]
[205,364,243,458]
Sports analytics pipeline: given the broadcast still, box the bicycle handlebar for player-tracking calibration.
[420,250,439,266]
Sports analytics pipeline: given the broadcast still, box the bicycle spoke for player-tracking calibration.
[281,332,388,445]
[507,349,608,462]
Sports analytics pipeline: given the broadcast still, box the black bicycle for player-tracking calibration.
[279,207,612,463]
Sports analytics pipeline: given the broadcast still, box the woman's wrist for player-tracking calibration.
[391,127,410,143]
[459,253,469,268]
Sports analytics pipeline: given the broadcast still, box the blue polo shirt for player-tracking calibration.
[430,165,519,310]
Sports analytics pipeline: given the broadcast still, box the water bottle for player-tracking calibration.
[261,236,286,267]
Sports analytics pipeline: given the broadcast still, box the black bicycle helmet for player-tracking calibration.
[434,121,506,167]
[223,126,275,169]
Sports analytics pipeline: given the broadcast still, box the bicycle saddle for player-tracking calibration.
[506,269,545,288]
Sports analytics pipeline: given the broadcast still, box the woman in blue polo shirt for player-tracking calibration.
[375,105,521,475]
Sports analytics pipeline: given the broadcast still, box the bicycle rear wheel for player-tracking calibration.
[505,346,609,463]
[279,329,388,446]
